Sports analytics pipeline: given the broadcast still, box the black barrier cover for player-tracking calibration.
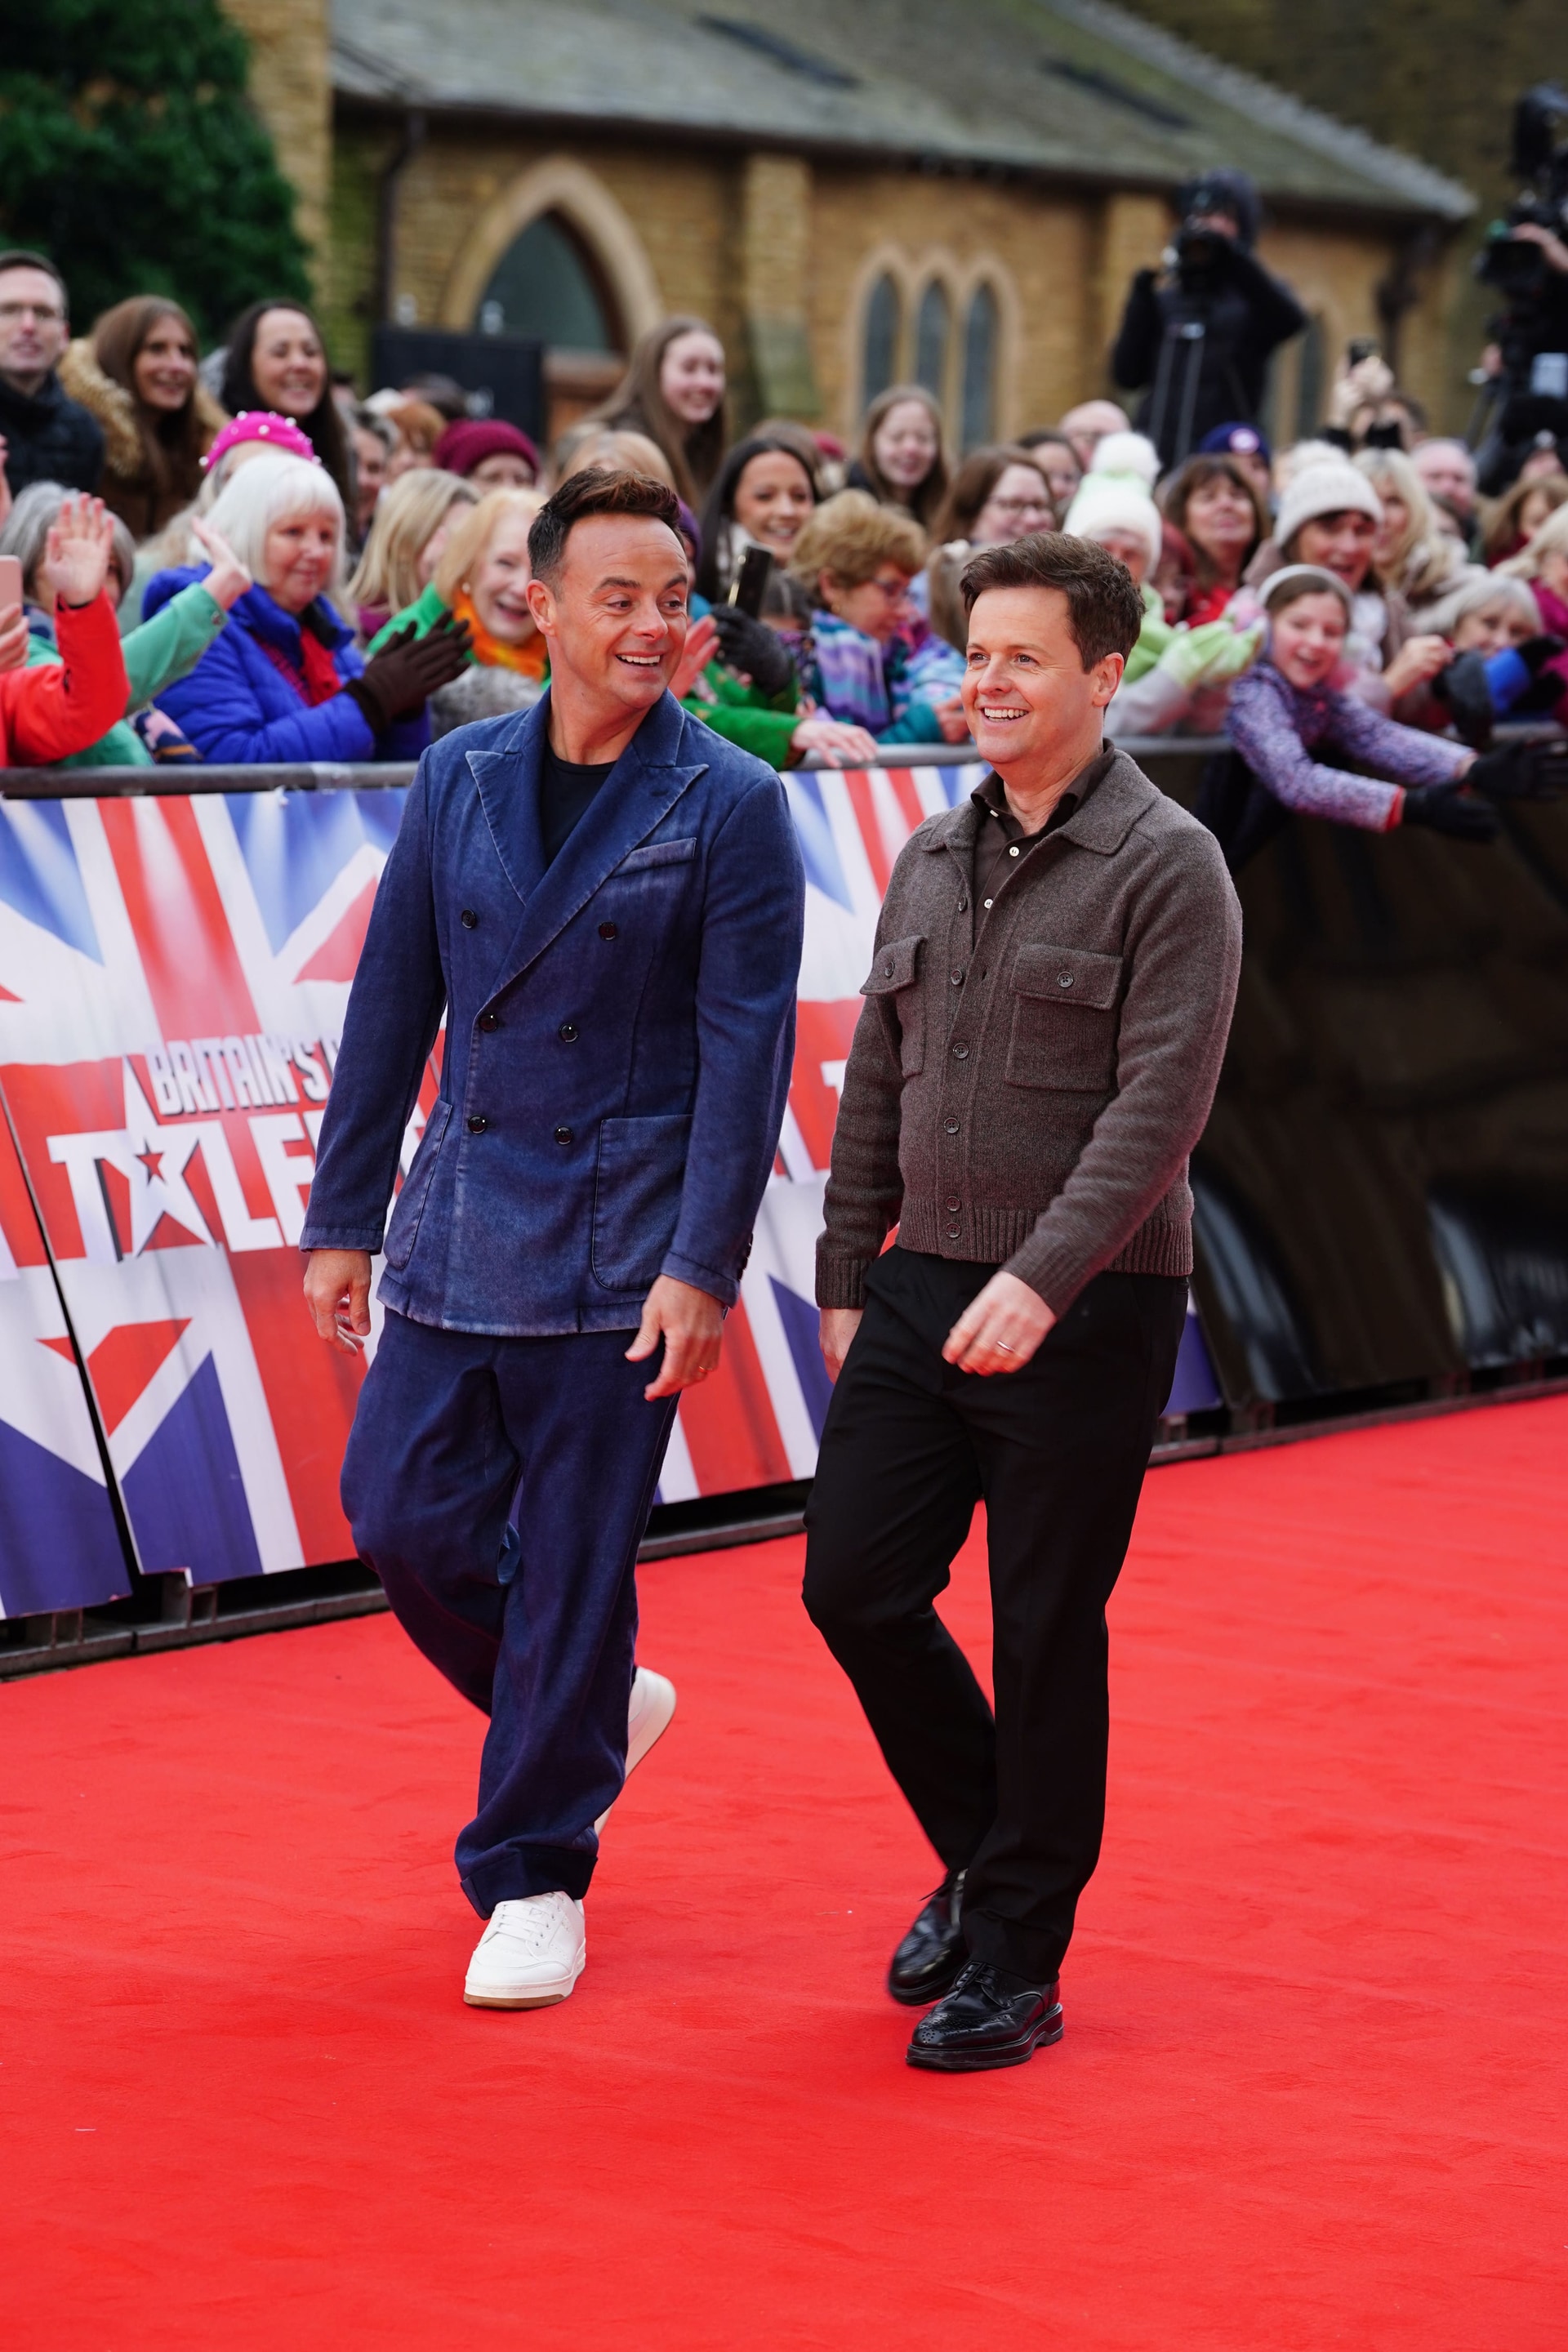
[1151,748,1568,1408]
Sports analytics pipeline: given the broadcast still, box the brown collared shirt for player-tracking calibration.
[969,748,1115,945]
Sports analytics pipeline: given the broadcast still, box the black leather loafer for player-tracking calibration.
[888,1869,966,2006]
[906,1961,1062,2071]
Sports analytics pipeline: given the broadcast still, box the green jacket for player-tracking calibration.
[683,667,804,769]
[27,581,227,768]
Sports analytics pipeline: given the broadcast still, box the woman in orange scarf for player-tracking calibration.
[367,486,547,733]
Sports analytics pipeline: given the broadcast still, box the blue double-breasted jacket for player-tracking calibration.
[301,690,806,1334]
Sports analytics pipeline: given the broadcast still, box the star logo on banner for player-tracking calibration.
[120,1062,215,1255]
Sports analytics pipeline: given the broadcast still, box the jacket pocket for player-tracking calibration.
[1004,942,1124,1092]
[381,1098,453,1270]
[590,1111,695,1293]
[862,933,927,1076]
[615,836,697,874]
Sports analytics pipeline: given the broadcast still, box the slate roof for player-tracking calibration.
[332,0,1474,223]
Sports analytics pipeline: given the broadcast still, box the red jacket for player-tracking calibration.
[0,595,128,768]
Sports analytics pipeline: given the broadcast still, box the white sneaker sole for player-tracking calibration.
[463,1953,585,2011]
[595,1668,678,1835]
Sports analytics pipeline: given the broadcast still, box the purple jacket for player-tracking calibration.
[141,567,429,764]
[1227,659,1469,831]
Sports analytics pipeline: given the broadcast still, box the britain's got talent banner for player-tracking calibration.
[0,769,1218,1616]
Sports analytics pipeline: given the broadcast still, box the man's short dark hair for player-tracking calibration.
[0,251,69,308]
[528,468,684,588]
[960,532,1144,669]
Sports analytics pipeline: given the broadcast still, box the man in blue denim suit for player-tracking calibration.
[301,470,804,2010]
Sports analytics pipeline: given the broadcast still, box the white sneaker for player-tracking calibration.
[463,1891,585,2009]
[595,1665,678,1834]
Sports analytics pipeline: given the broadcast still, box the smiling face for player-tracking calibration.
[972,462,1055,548]
[660,329,726,427]
[1184,470,1257,575]
[262,508,340,612]
[468,510,539,644]
[1294,509,1378,593]
[960,585,1123,775]
[872,399,940,492]
[1451,599,1535,656]
[526,512,690,719]
[249,308,327,421]
[732,449,815,557]
[132,315,197,414]
[1269,590,1348,691]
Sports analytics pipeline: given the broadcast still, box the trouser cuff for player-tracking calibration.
[460,1842,596,1917]
[963,1910,1067,1987]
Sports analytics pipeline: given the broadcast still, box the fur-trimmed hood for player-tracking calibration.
[56,337,227,485]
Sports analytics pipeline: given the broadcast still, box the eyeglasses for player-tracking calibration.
[862,572,912,599]
[985,497,1054,520]
[0,301,65,323]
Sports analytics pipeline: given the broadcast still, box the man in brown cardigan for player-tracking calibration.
[803,534,1242,2072]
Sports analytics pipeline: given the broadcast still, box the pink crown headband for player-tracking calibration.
[201,411,321,472]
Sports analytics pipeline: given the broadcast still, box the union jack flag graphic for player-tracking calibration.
[0,765,1218,1612]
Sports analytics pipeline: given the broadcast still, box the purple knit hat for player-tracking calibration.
[201,410,320,472]
[432,418,541,481]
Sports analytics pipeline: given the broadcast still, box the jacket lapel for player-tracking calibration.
[473,691,710,1000]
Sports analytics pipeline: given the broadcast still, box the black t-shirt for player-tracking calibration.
[540,744,615,866]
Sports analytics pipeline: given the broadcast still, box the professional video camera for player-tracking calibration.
[1472,85,1568,486]
[1168,177,1246,283]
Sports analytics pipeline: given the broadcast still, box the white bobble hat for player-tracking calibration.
[1275,460,1383,555]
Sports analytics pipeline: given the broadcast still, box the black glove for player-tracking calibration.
[346,612,472,728]
[1512,634,1566,677]
[1429,649,1494,749]
[707,601,795,698]
[1466,736,1568,802]
[1401,785,1499,841]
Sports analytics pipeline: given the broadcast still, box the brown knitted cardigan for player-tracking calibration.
[816,746,1243,1316]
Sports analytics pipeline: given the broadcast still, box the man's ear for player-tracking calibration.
[1089,648,1126,708]
[525,576,555,632]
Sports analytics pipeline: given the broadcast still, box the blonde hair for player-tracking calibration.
[1496,496,1568,581]
[1487,472,1568,565]
[786,488,928,595]
[553,424,675,490]
[203,452,345,598]
[433,486,546,606]
[347,468,476,616]
[1355,448,1461,604]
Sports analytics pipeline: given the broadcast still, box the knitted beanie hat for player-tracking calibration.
[432,418,541,480]
[1084,430,1161,489]
[1274,460,1382,554]
[201,410,319,472]
[1062,474,1164,572]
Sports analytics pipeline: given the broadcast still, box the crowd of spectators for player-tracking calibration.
[3,229,1567,840]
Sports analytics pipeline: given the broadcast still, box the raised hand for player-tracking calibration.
[40,494,117,609]
[189,514,254,612]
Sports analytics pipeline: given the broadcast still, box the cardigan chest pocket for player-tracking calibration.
[1004,942,1123,1092]
[862,934,926,1076]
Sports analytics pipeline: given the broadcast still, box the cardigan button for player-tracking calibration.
[951,1042,969,1060]
[956,896,968,911]
[950,968,964,986]
[1058,972,1074,989]
[460,907,479,929]
[466,1115,488,1134]
[945,1118,960,1135]
[945,1198,959,1214]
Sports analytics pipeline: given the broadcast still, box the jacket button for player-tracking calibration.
[478,1011,498,1031]
[461,908,479,929]
[1058,972,1074,988]
[559,1022,578,1043]
[1008,845,1020,858]
[599,921,618,941]
[945,1118,960,1135]
[554,1125,572,1145]
[466,1114,488,1134]
[951,1042,969,1060]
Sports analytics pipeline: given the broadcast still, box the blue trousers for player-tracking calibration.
[341,1309,677,1914]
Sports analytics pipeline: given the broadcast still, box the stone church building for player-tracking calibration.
[225,0,1474,448]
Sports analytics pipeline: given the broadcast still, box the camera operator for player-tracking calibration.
[1111,170,1306,473]
[1472,85,1568,495]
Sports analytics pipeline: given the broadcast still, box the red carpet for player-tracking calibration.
[4,1397,1565,2349]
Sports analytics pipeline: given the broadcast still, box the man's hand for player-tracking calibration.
[819,1306,863,1381]
[942,1270,1055,1375]
[626,1273,725,1399]
[40,494,116,609]
[304,1248,373,1355]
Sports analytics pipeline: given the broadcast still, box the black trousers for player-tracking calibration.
[803,1249,1187,1984]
